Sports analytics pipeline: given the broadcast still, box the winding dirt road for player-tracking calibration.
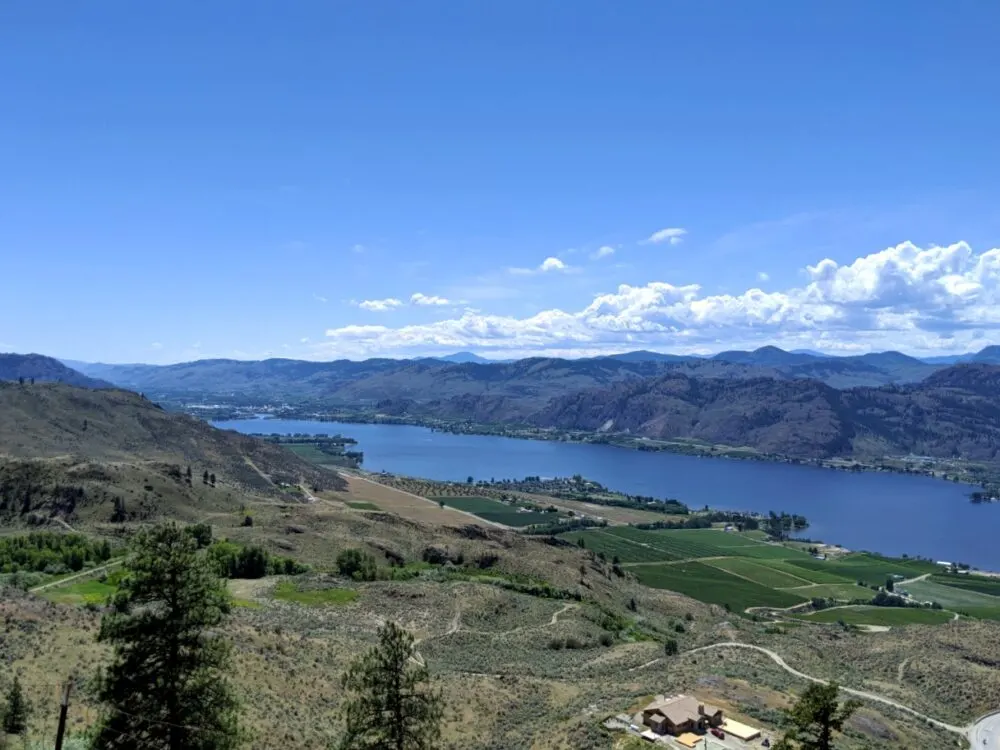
[633,642,968,736]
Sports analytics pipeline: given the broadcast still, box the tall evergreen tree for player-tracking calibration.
[90,523,242,750]
[2,675,28,736]
[338,622,443,750]
[773,682,860,750]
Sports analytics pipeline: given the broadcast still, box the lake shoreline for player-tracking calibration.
[223,410,993,496]
[213,417,1000,570]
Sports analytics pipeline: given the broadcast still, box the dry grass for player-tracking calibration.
[2,475,994,750]
[322,474,485,526]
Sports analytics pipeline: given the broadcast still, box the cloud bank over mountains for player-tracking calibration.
[325,242,1000,358]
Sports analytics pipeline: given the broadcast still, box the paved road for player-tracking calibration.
[970,712,1000,749]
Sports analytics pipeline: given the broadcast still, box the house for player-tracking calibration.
[641,695,724,736]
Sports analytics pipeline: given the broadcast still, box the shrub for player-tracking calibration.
[664,638,679,656]
[337,548,378,581]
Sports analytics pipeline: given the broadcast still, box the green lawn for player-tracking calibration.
[41,579,116,606]
[797,606,954,626]
[346,501,380,510]
[434,496,559,527]
[272,581,358,606]
[631,561,807,611]
[707,557,815,589]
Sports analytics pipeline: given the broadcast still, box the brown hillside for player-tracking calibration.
[0,382,345,494]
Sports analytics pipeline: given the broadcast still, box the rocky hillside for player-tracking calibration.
[0,353,113,389]
[0,382,345,527]
[529,364,1000,460]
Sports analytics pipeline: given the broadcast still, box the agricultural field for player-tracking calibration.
[787,554,937,587]
[905,579,1000,610]
[784,583,872,601]
[631,561,807,611]
[796,606,955,626]
[929,573,1000,596]
[706,557,815,589]
[433,496,560,527]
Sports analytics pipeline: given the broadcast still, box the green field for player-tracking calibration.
[904,579,1000,609]
[930,574,1000,597]
[632,561,807,611]
[560,530,678,563]
[41,579,116,605]
[273,581,358,606]
[797,606,954,626]
[345,501,380,510]
[555,528,965,622]
[786,583,873,601]
[707,557,815,589]
[761,559,854,584]
[434,497,559,527]
[788,554,935,587]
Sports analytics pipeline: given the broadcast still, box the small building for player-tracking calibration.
[721,718,762,741]
[641,695,724,736]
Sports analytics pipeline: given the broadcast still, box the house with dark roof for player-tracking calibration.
[641,695,724,736]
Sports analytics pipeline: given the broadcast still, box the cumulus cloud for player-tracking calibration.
[643,227,687,245]
[410,293,452,306]
[509,256,573,275]
[357,298,403,312]
[319,242,1000,358]
[591,245,616,260]
[757,271,770,282]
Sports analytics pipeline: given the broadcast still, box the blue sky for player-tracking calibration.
[3,1,1000,363]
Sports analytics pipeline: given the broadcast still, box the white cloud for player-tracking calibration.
[591,245,616,260]
[300,337,310,344]
[150,342,163,350]
[757,271,770,282]
[643,227,687,245]
[357,298,403,312]
[410,293,452,306]
[313,294,328,303]
[317,242,1000,358]
[509,257,573,275]
[352,244,367,254]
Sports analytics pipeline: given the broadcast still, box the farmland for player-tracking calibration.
[560,527,971,622]
[796,606,955,626]
[433,496,561,527]
[631,561,807,611]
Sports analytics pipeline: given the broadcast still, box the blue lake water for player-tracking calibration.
[214,418,1000,570]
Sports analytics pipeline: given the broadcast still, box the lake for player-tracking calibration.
[214,418,1000,570]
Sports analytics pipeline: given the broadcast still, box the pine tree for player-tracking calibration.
[2,675,28,735]
[773,682,860,750]
[338,621,443,750]
[209,473,216,487]
[203,470,210,485]
[90,523,242,750]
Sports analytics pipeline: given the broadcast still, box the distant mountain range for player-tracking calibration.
[526,364,1000,460]
[13,348,1000,462]
[61,345,1000,404]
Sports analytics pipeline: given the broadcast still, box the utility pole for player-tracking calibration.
[54,681,72,750]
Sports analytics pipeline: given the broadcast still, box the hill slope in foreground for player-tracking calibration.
[0,352,113,389]
[0,382,344,526]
